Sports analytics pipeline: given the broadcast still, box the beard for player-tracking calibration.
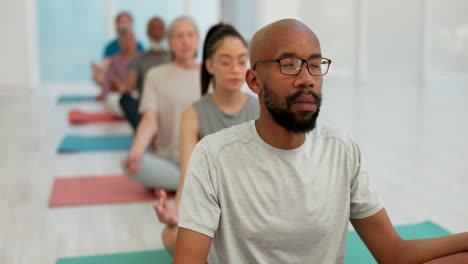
[263,84,322,134]
[149,39,165,51]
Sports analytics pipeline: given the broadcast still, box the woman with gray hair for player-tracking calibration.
[124,16,200,190]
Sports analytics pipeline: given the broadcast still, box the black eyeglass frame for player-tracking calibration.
[252,57,332,76]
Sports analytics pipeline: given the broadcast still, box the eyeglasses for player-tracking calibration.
[217,59,248,69]
[253,56,332,76]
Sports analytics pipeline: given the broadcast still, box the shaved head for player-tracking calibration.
[148,17,164,28]
[249,19,320,66]
[245,19,325,134]
[147,17,165,41]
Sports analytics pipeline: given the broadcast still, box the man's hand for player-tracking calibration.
[154,189,178,226]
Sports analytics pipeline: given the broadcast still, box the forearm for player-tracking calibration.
[397,232,468,264]
[102,66,115,94]
[175,107,199,207]
[131,112,158,154]
[174,173,185,207]
[174,159,189,206]
[173,228,211,264]
[99,59,111,89]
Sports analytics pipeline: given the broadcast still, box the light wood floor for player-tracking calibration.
[0,79,467,263]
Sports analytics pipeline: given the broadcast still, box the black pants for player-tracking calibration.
[119,93,141,132]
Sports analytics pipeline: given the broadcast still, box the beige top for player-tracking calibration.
[139,62,200,163]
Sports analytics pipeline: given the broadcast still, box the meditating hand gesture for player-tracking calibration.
[153,189,179,226]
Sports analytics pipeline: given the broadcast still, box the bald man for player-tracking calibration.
[120,17,170,130]
[173,19,468,263]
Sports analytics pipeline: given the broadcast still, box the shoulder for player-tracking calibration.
[198,121,254,157]
[311,124,360,153]
[105,39,118,49]
[182,105,198,122]
[186,64,201,78]
[104,39,119,56]
[246,94,259,108]
[127,54,144,65]
[108,54,121,65]
[145,62,173,79]
[243,94,260,117]
[181,105,199,131]
[160,52,171,62]
[155,62,175,72]
[136,42,145,51]
[193,94,210,108]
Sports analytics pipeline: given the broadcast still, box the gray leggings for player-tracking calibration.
[123,153,180,190]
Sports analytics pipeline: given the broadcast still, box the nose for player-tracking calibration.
[231,61,243,73]
[292,62,317,90]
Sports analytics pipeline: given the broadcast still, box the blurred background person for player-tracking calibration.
[120,17,170,130]
[91,12,144,88]
[123,16,200,192]
[98,29,140,115]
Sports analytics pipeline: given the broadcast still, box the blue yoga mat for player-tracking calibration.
[345,221,451,263]
[58,135,133,152]
[56,249,172,264]
[57,94,97,103]
[56,221,450,264]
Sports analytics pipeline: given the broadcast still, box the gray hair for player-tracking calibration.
[167,16,199,38]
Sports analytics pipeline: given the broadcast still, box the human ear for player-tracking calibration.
[205,59,214,74]
[245,69,262,95]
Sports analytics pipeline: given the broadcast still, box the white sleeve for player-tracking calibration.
[349,140,383,219]
[138,69,158,113]
[178,142,221,238]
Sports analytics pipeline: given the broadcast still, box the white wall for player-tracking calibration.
[1,0,467,88]
[301,0,468,82]
[0,0,38,90]
[301,0,425,82]
[221,0,468,83]
[300,0,358,79]
[429,0,468,80]
[220,0,257,40]
[220,0,301,41]
[365,0,424,82]
[256,0,300,29]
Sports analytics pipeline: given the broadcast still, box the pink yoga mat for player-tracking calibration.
[68,109,124,124]
[49,174,159,207]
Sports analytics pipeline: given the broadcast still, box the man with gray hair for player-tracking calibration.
[173,19,468,263]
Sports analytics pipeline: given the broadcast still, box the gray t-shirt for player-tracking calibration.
[193,94,259,139]
[179,121,383,263]
[126,52,170,94]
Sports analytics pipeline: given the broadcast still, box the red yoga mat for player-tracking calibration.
[49,174,174,207]
[68,109,124,124]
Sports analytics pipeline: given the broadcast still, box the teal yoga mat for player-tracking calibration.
[58,135,133,152]
[57,94,97,103]
[56,222,449,264]
[56,249,172,264]
[345,221,451,264]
